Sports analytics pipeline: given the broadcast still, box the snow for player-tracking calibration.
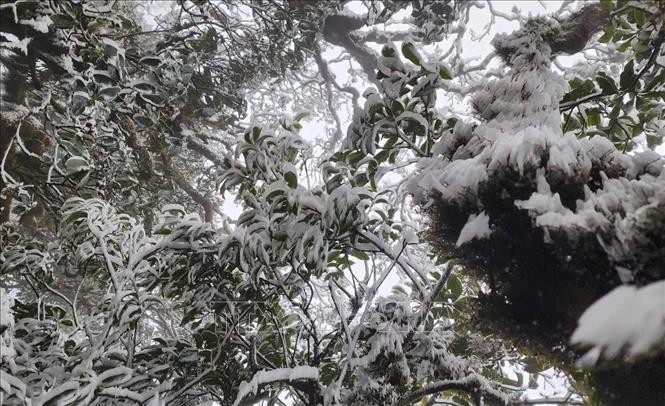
[407,8,665,286]
[456,211,492,246]
[571,280,665,366]
[232,366,319,406]
[0,32,31,55]
[627,150,664,178]
[0,370,26,399]
[410,48,574,205]
[402,228,418,244]
[20,15,53,33]
[514,173,596,232]
[0,291,19,399]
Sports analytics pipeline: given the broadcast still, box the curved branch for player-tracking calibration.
[399,374,509,406]
[232,367,319,406]
[549,4,609,54]
[160,150,214,223]
[322,14,380,85]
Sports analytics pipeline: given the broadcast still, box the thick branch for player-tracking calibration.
[160,150,214,223]
[313,48,347,149]
[186,137,227,168]
[549,4,609,54]
[322,14,380,86]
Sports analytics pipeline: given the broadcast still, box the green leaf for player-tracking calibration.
[609,102,622,119]
[600,0,613,13]
[133,115,153,127]
[401,41,422,66]
[51,14,75,29]
[284,171,298,188]
[561,79,596,103]
[596,73,618,95]
[391,100,405,115]
[598,29,614,43]
[617,39,633,53]
[351,249,370,261]
[252,126,261,141]
[522,357,543,373]
[98,86,120,100]
[446,274,463,301]
[587,111,601,126]
[620,59,635,90]
[61,319,74,327]
[65,156,89,172]
[381,46,396,57]
[644,71,665,91]
[564,114,582,131]
[347,151,365,166]
[633,9,646,25]
[374,149,389,163]
[439,64,452,80]
[646,133,663,149]
[139,56,162,67]
[273,231,288,242]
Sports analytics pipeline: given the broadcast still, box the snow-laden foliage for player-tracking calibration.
[571,280,665,365]
[342,295,508,406]
[2,0,664,405]
[405,3,664,357]
[1,2,510,403]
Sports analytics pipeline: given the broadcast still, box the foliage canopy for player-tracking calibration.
[1,1,664,405]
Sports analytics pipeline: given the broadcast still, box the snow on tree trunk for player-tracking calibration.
[408,4,664,364]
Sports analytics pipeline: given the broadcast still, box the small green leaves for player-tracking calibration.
[633,8,646,26]
[401,41,422,66]
[619,59,635,90]
[51,13,75,29]
[65,156,89,173]
[439,64,452,80]
[381,45,397,58]
[596,72,618,95]
[284,171,298,188]
[446,274,463,301]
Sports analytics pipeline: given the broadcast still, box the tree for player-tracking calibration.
[1,1,664,405]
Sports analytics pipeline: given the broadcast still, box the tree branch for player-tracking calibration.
[160,150,214,223]
[322,14,380,86]
[399,374,509,406]
[549,4,609,54]
[407,262,454,342]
